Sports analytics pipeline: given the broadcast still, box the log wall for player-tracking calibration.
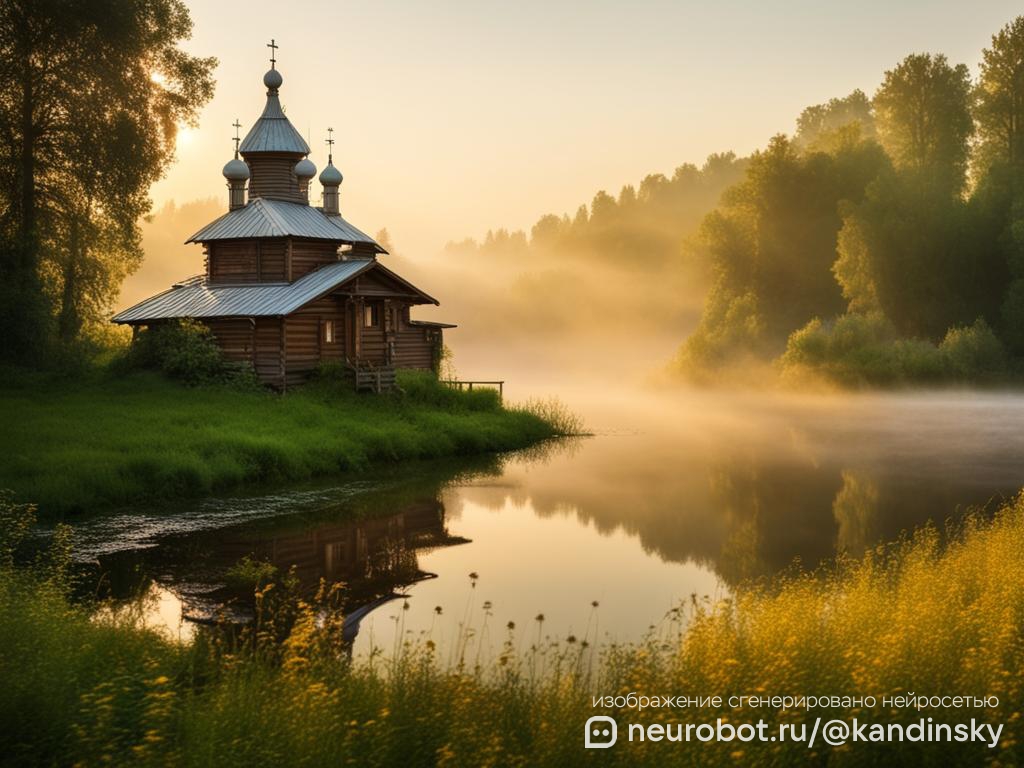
[196,298,439,389]
[255,317,283,385]
[205,318,254,362]
[207,239,288,283]
[291,239,340,280]
[244,154,305,203]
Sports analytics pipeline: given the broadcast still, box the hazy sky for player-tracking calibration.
[154,0,1020,257]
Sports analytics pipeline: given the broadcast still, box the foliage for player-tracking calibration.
[678,17,1024,386]
[117,319,259,387]
[795,89,875,154]
[2,490,1024,765]
[434,343,455,379]
[974,16,1024,175]
[677,135,888,373]
[835,171,1006,341]
[225,556,279,592]
[873,53,974,195]
[940,318,1009,381]
[0,369,561,515]
[781,313,1008,386]
[0,0,216,361]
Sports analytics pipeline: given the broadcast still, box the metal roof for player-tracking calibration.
[410,320,458,329]
[112,259,375,323]
[239,90,310,154]
[186,197,385,252]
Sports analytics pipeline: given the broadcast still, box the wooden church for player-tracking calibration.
[114,46,453,390]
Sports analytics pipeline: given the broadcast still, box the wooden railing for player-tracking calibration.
[345,358,397,393]
[441,380,504,401]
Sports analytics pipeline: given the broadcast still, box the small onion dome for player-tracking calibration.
[222,157,250,181]
[319,163,343,185]
[294,158,316,179]
[263,68,283,90]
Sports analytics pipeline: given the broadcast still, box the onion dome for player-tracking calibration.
[222,157,250,181]
[294,158,316,180]
[319,162,343,185]
[263,68,283,90]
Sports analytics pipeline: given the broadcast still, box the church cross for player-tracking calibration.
[326,127,334,161]
[267,38,278,69]
[232,119,242,155]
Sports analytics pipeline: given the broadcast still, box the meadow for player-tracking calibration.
[0,368,570,516]
[1,489,1022,766]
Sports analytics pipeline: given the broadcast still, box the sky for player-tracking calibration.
[154,0,1022,259]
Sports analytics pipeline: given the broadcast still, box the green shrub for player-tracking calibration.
[114,319,260,388]
[780,312,1010,386]
[939,318,1008,382]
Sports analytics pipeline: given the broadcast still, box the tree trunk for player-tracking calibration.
[57,217,80,343]
[18,46,36,270]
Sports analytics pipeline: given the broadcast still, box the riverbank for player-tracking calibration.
[0,368,569,516]
[1,491,1022,765]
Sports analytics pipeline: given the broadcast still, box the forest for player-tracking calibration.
[439,17,1024,387]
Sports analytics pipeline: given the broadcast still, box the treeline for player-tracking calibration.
[444,152,747,271]
[0,0,214,365]
[430,154,747,342]
[678,17,1024,385]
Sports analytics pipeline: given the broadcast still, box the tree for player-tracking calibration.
[795,90,875,154]
[975,16,1024,175]
[679,135,888,370]
[0,0,215,359]
[872,53,974,195]
[837,170,1007,340]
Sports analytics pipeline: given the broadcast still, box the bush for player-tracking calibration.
[114,319,260,388]
[675,290,766,375]
[939,318,1008,382]
[782,312,944,386]
[782,313,1010,386]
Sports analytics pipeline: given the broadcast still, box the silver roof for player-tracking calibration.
[239,89,310,154]
[186,197,385,252]
[112,259,375,323]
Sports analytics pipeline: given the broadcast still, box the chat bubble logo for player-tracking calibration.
[585,716,617,749]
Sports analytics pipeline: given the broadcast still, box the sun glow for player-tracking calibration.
[175,124,195,148]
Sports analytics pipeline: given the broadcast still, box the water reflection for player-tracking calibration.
[69,389,1024,651]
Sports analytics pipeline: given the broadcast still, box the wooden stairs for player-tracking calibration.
[346,359,397,393]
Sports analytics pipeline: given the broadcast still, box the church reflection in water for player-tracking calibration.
[224,499,464,591]
[90,459,487,641]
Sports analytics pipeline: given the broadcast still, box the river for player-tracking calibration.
[62,383,1024,657]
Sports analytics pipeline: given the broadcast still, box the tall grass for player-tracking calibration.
[0,368,565,516]
[1,493,1022,765]
[513,397,587,436]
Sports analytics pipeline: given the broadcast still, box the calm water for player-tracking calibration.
[66,388,1024,654]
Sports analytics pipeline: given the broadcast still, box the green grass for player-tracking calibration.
[1,492,1023,765]
[0,368,565,516]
